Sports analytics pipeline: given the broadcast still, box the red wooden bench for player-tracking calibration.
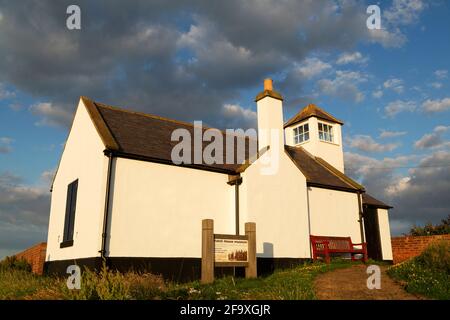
[310,235,368,264]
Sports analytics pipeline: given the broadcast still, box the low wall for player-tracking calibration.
[391,234,450,264]
[14,242,47,275]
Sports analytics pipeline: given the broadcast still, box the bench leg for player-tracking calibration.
[324,246,330,264]
[363,244,368,263]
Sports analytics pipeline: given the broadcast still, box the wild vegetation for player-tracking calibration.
[388,240,450,300]
[0,259,356,300]
[407,215,450,236]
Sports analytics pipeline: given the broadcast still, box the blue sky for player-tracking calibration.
[0,0,449,258]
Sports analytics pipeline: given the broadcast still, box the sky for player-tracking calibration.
[0,0,449,259]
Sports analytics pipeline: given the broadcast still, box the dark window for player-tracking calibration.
[63,179,78,243]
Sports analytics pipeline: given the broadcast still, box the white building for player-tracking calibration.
[45,79,393,280]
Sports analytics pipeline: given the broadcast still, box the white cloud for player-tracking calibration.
[367,28,407,48]
[0,171,50,227]
[40,169,56,189]
[414,125,450,149]
[222,103,257,129]
[345,149,450,235]
[0,137,13,144]
[0,83,15,100]
[29,102,72,127]
[366,0,427,48]
[372,90,383,99]
[384,100,416,117]
[422,98,450,113]
[347,135,399,153]
[0,171,50,258]
[295,57,331,79]
[336,52,368,65]
[317,70,367,103]
[379,130,407,139]
[385,176,411,196]
[384,0,427,26]
[434,69,448,79]
[430,82,443,89]
[0,137,13,154]
[383,78,404,94]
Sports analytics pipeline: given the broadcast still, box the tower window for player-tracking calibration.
[318,122,334,143]
[293,123,309,144]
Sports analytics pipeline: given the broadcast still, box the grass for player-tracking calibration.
[164,259,356,300]
[387,240,450,300]
[0,259,357,300]
[0,268,64,300]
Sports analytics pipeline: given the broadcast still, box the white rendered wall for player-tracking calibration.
[240,149,311,259]
[285,117,344,172]
[46,100,108,261]
[308,187,362,243]
[107,158,235,257]
[377,208,393,260]
[257,97,285,152]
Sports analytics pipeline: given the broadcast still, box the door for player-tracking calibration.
[363,207,382,260]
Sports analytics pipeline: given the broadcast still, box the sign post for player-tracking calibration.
[245,222,257,279]
[201,219,257,284]
[201,219,214,284]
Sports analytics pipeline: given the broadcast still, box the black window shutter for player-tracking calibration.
[63,179,78,242]
[68,180,78,241]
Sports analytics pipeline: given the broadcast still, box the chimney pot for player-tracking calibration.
[264,78,273,91]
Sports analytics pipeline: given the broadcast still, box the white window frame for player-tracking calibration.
[318,122,334,143]
[293,123,310,145]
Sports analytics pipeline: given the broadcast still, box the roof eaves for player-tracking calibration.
[314,157,364,191]
[255,90,284,102]
[284,146,312,181]
[236,145,270,173]
[81,97,120,151]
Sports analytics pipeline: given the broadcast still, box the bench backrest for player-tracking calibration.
[310,235,352,251]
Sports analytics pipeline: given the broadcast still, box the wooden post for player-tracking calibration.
[324,241,330,264]
[201,219,214,284]
[245,222,257,278]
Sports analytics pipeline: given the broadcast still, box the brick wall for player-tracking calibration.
[14,242,47,275]
[391,234,450,264]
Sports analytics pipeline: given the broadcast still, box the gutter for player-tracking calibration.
[357,191,366,243]
[112,150,237,175]
[227,174,243,235]
[99,149,114,263]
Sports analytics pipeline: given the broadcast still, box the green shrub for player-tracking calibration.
[415,240,450,273]
[388,240,450,299]
[0,256,32,272]
[408,215,450,236]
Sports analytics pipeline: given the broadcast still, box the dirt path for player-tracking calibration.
[314,264,422,300]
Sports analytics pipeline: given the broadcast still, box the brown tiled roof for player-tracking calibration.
[84,98,258,174]
[81,97,366,193]
[284,104,344,128]
[255,89,283,102]
[362,193,392,209]
[285,145,364,192]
